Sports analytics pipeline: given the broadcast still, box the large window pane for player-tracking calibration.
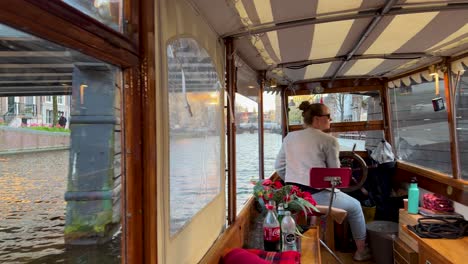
[167,38,222,235]
[455,68,468,180]
[62,0,123,31]
[391,80,452,175]
[288,93,371,125]
[0,24,122,262]
[287,93,373,151]
[263,92,282,176]
[235,93,259,213]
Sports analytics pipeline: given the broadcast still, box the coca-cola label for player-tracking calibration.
[263,227,280,242]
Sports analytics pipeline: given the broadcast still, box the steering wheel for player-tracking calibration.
[339,151,368,193]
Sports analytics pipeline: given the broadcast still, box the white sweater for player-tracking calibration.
[274,127,340,186]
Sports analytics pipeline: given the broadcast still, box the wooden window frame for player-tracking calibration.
[282,79,387,138]
[0,0,155,263]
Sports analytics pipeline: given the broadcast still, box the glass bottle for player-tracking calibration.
[277,203,285,251]
[263,203,280,251]
[268,200,277,217]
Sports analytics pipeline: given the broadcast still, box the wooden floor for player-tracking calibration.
[320,247,376,264]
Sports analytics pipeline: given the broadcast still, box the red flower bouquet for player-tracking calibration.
[252,179,319,217]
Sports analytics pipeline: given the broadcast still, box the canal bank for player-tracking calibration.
[0,126,70,155]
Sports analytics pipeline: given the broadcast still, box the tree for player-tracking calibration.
[52,96,58,126]
[334,94,346,121]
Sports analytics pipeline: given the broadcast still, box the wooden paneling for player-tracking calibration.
[293,78,384,93]
[444,69,461,179]
[381,84,394,146]
[418,242,450,264]
[199,198,257,264]
[394,237,418,264]
[122,68,143,264]
[140,0,157,263]
[286,85,382,96]
[403,225,468,264]
[300,227,321,264]
[288,120,384,133]
[329,120,384,132]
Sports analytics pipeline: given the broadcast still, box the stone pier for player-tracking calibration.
[64,65,121,245]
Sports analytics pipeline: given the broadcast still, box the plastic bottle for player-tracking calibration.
[263,203,280,251]
[281,211,297,252]
[407,177,420,214]
[277,203,285,251]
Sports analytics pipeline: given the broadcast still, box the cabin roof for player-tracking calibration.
[193,0,468,86]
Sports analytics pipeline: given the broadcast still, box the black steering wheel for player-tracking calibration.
[339,151,368,193]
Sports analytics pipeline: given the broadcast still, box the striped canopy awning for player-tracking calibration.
[193,0,468,86]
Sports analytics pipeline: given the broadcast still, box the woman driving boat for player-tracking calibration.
[275,101,371,261]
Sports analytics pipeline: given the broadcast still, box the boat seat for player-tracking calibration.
[310,205,347,251]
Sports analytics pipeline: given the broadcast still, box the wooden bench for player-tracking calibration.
[308,205,348,251]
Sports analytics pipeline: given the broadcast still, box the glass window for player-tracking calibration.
[455,67,468,180]
[288,93,371,125]
[287,93,374,151]
[46,109,53,124]
[263,92,282,176]
[167,38,222,235]
[58,96,64,104]
[391,79,452,175]
[235,93,259,213]
[62,0,123,32]
[25,96,34,105]
[0,24,122,263]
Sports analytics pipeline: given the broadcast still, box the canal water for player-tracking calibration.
[0,150,120,264]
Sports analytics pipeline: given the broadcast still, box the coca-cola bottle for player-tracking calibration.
[263,203,280,251]
[268,200,277,216]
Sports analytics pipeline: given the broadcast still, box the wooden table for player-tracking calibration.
[403,225,468,263]
[300,227,321,263]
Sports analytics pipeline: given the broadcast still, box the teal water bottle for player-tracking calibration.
[407,177,419,214]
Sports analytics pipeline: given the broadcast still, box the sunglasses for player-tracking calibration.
[317,114,331,119]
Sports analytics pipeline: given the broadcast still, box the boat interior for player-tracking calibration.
[0,0,467,263]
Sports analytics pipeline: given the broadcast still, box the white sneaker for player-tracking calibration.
[353,247,372,261]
